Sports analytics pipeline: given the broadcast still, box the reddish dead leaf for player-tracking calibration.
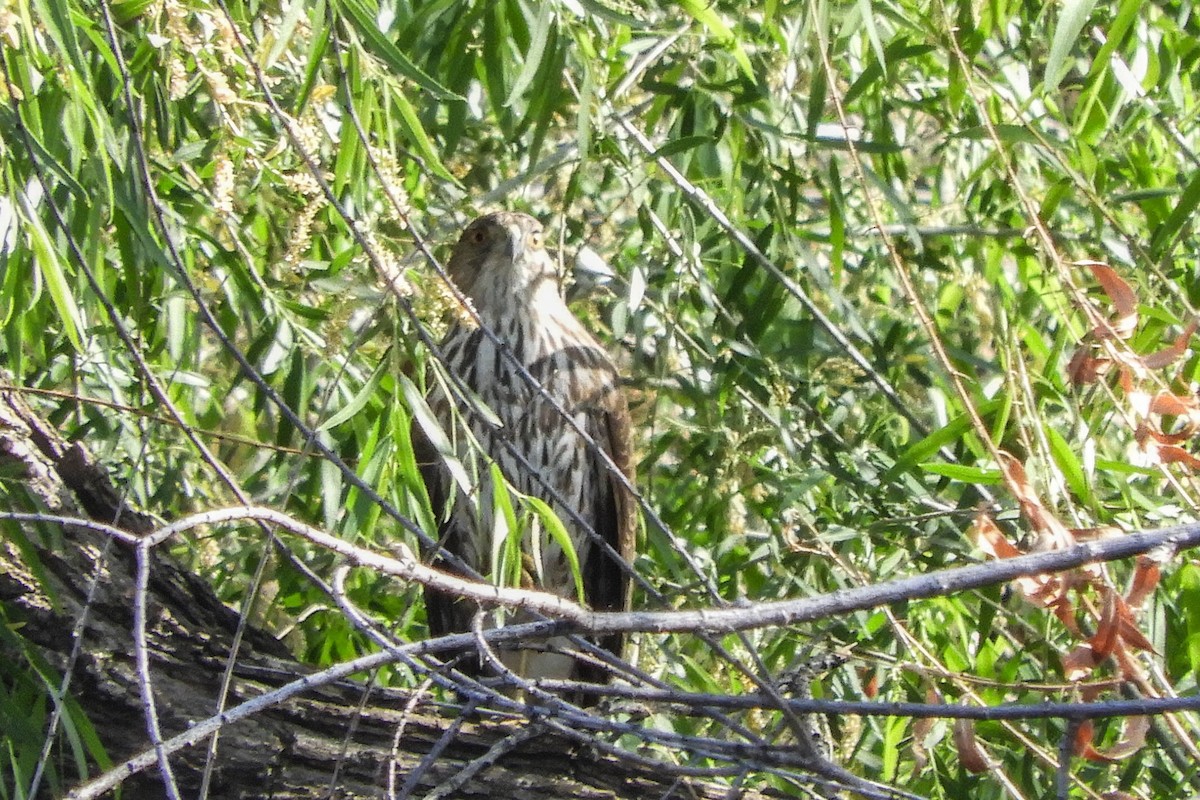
[1102,793,1138,800]
[1090,716,1149,762]
[1136,426,1200,469]
[972,514,1022,559]
[1073,719,1097,757]
[1147,392,1199,416]
[1062,644,1097,681]
[1051,594,1083,637]
[1082,261,1138,339]
[1118,366,1135,394]
[953,719,991,773]
[1127,556,1162,609]
[1111,592,1156,652]
[998,453,1076,549]
[911,689,940,774]
[998,453,1032,504]
[1112,642,1148,680]
[1153,443,1200,470]
[1067,348,1109,386]
[864,669,879,699]
[1089,590,1120,661]
[1117,616,1155,653]
[973,514,1076,617]
[1142,318,1199,369]
[1139,423,1192,446]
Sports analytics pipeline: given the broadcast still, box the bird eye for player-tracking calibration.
[527,231,543,249]
[471,229,486,244]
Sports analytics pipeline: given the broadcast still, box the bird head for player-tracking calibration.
[446,212,558,311]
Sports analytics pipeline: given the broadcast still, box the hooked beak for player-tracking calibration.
[504,223,526,263]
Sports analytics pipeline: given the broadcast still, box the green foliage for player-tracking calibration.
[3,0,1200,796]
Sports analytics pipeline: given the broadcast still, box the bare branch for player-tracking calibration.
[9,505,1200,638]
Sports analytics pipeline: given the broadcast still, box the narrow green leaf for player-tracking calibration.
[1150,170,1200,259]
[887,399,1004,478]
[296,1,333,112]
[320,429,345,533]
[525,496,585,604]
[577,57,594,162]
[1045,425,1089,504]
[579,0,645,27]
[653,135,714,159]
[489,463,523,588]
[401,374,473,497]
[951,124,1043,145]
[806,56,827,138]
[319,359,386,431]
[855,0,887,74]
[918,463,1004,483]
[677,0,755,81]
[10,129,88,202]
[482,2,511,133]
[18,193,84,353]
[335,0,463,100]
[1087,0,1143,80]
[505,1,553,107]
[266,0,310,68]
[390,87,458,184]
[1045,0,1098,90]
[33,0,84,70]
[109,0,158,24]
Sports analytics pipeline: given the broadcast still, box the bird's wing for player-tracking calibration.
[580,370,637,670]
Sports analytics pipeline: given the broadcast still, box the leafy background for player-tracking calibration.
[3,0,1200,797]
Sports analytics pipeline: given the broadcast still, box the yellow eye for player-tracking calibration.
[527,231,543,249]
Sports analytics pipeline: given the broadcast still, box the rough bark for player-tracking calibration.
[0,387,766,800]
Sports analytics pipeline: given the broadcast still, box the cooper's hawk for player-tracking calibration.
[414,211,635,687]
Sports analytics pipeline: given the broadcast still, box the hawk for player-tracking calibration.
[414,211,635,687]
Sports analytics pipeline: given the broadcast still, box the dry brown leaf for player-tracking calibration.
[1073,719,1097,758]
[1139,423,1192,446]
[1112,641,1148,681]
[972,514,1074,618]
[1051,595,1083,636]
[1089,590,1120,661]
[1067,348,1108,386]
[1118,366,1135,394]
[1117,616,1155,653]
[1082,261,1138,339]
[1110,592,1156,653]
[1089,716,1149,762]
[998,453,1076,549]
[863,669,879,699]
[1152,443,1200,470]
[1062,644,1097,681]
[910,688,941,775]
[1147,391,1199,417]
[971,514,1021,559]
[953,719,991,773]
[1141,318,1198,369]
[1126,555,1162,609]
